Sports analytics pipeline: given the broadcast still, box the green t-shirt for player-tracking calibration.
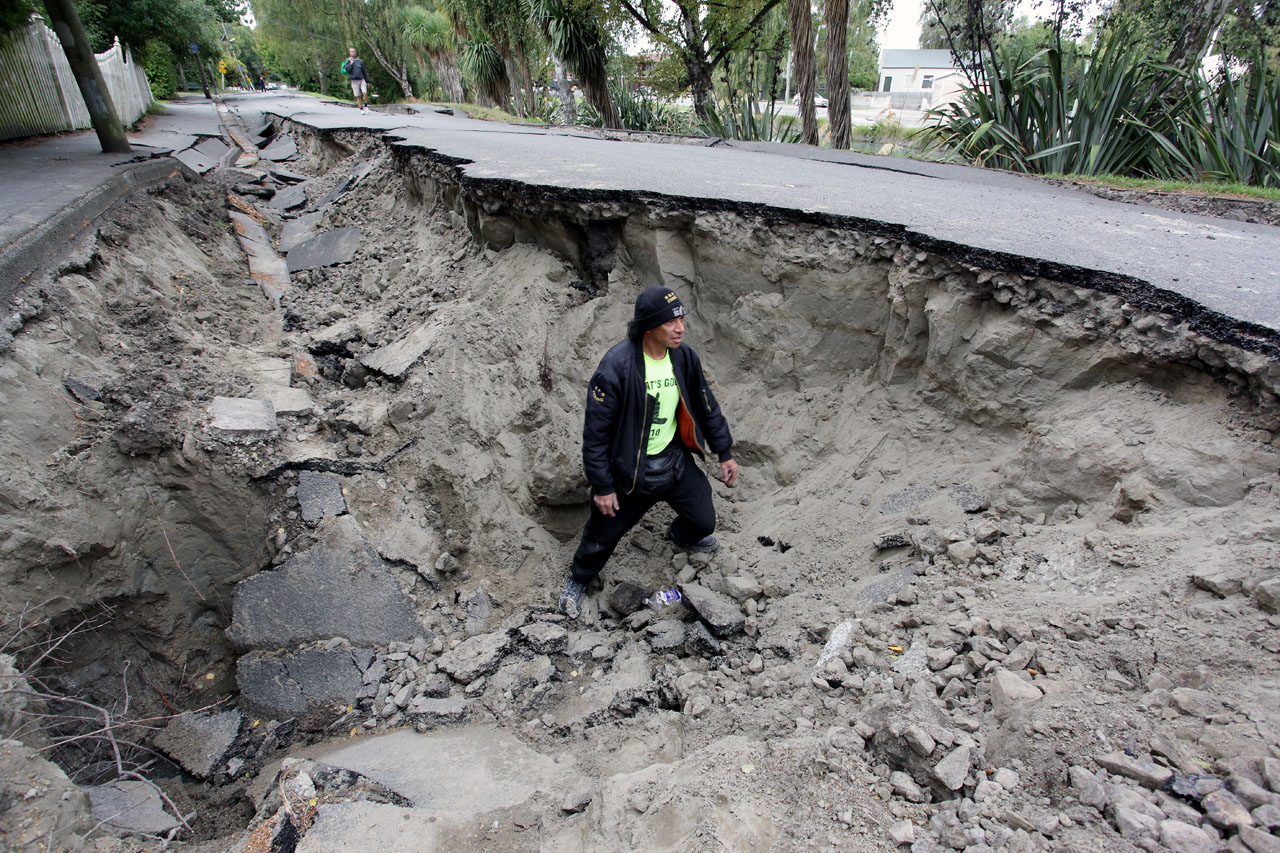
[644,351,678,455]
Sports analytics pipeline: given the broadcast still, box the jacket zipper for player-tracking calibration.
[629,385,652,495]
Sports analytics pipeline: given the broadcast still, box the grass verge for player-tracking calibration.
[1047,174,1280,203]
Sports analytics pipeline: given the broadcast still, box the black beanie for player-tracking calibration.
[633,286,687,331]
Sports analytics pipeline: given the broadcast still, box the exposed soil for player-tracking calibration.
[1,119,1278,853]
[1041,177,1280,228]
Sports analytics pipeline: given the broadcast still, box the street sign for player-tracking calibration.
[218,60,227,73]
[190,42,199,54]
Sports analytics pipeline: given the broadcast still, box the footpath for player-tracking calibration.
[0,95,231,303]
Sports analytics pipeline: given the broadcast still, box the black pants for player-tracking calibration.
[570,450,716,584]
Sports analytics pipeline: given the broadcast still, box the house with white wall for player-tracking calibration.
[874,49,965,110]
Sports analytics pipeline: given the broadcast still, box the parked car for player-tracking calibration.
[792,92,829,107]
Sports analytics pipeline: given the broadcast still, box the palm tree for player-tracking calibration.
[530,0,620,127]
[825,0,851,148]
[404,5,464,101]
[461,37,508,106]
[788,0,819,145]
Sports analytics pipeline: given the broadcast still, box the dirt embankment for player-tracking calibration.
[1,118,1278,852]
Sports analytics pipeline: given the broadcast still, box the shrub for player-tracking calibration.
[142,39,177,100]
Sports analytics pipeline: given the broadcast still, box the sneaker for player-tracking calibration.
[558,578,586,618]
[670,528,720,554]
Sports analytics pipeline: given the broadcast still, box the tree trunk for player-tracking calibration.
[554,59,576,124]
[42,0,131,152]
[364,35,413,99]
[1166,0,1232,73]
[788,0,819,145]
[432,52,464,103]
[503,55,525,115]
[687,57,714,121]
[195,55,211,99]
[314,56,328,95]
[825,0,851,149]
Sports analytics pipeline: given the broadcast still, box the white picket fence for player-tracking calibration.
[0,20,154,142]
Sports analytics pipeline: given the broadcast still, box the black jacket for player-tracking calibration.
[583,339,733,497]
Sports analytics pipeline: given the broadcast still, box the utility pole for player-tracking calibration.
[41,0,131,153]
[191,43,212,99]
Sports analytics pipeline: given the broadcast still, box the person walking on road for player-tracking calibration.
[559,285,739,618]
[342,47,369,112]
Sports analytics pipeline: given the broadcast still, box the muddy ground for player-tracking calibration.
[1,119,1279,853]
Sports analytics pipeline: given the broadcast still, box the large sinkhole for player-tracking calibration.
[2,121,1279,850]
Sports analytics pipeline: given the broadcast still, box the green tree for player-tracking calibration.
[404,5,463,101]
[919,0,1014,85]
[608,0,785,120]
[530,0,620,127]
[254,0,344,94]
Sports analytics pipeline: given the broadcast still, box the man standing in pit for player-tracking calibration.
[342,47,369,113]
[559,286,739,618]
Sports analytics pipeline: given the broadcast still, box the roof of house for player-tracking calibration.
[879,49,957,70]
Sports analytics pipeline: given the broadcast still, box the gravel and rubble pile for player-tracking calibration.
[2,117,1278,852]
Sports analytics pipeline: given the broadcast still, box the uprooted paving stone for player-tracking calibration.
[358,322,435,380]
[268,182,307,210]
[679,583,746,637]
[237,646,373,728]
[259,134,297,161]
[208,396,277,438]
[84,779,182,838]
[227,516,424,650]
[253,383,313,416]
[279,210,324,253]
[286,227,363,272]
[296,470,346,524]
[152,709,245,780]
[228,209,290,304]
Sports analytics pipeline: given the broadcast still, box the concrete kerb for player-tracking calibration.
[0,157,194,310]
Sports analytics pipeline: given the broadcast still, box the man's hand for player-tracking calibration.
[593,492,620,517]
[720,458,739,487]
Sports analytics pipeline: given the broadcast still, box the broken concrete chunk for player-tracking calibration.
[228,517,424,649]
[297,471,346,524]
[1238,826,1280,853]
[1254,578,1280,614]
[947,484,989,513]
[685,620,722,657]
[85,780,181,837]
[254,384,313,416]
[287,227,363,272]
[259,134,297,161]
[268,182,307,210]
[63,376,101,403]
[990,668,1043,720]
[408,696,468,726]
[153,710,244,779]
[435,633,510,684]
[933,745,971,791]
[359,323,436,380]
[1191,571,1244,598]
[1201,788,1256,830]
[237,647,367,728]
[269,166,308,183]
[1096,751,1174,790]
[518,622,568,655]
[608,582,649,616]
[279,211,325,253]
[208,396,277,437]
[679,583,744,637]
[646,619,687,653]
